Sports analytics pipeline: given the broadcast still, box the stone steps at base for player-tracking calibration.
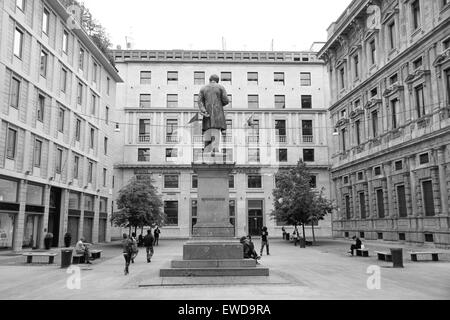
[160,267,270,277]
[171,259,256,268]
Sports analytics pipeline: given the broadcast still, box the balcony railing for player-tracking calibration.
[247,135,260,144]
[276,135,287,143]
[166,135,179,143]
[222,135,233,144]
[138,134,151,143]
[302,135,314,143]
[192,135,203,144]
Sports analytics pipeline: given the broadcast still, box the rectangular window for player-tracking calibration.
[89,128,95,149]
[164,175,179,189]
[194,94,199,108]
[56,148,63,174]
[104,137,108,155]
[40,51,48,77]
[33,139,42,167]
[277,149,288,162]
[390,73,398,85]
[303,149,315,162]
[229,175,235,189]
[167,94,178,108]
[73,156,79,179]
[75,119,81,142]
[302,120,313,139]
[140,94,151,108]
[138,149,150,162]
[248,175,262,189]
[79,47,85,70]
[194,72,205,85]
[107,77,111,95]
[92,63,98,84]
[192,175,198,189]
[10,77,20,109]
[412,0,421,30]
[37,94,45,122]
[391,98,399,129]
[357,172,364,181]
[14,28,24,58]
[248,148,260,163]
[376,189,385,218]
[105,107,109,125]
[353,55,359,78]
[139,119,151,142]
[419,153,429,165]
[103,168,107,187]
[165,148,178,161]
[388,22,396,50]
[301,95,312,109]
[166,119,178,142]
[248,72,258,85]
[310,176,317,188]
[341,128,346,152]
[397,185,407,218]
[395,160,403,171]
[413,57,423,70]
[88,161,93,183]
[91,94,96,115]
[223,148,233,162]
[274,95,285,109]
[355,120,361,145]
[339,68,345,89]
[274,72,285,85]
[369,40,376,65]
[7,128,17,159]
[167,71,178,84]
[164,201,178,226]
[63,30,69,53]
[221,72,232,84]
[140,71,151,84]
[275,120,286,137]
[371,110,378,137]
[345,195,351,220]
[77,82,83,105]
[359,192,366,219]
[422,181,435,217]
[374,166,382,176]
[446,70,450,104]
[61,68,67,92]
[58,108,65,133]
[415,85,425,118]
[300,72,311,86]
[42,8,50,35]
[248,95,259,108]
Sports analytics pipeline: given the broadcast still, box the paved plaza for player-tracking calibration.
[0,238,449,300]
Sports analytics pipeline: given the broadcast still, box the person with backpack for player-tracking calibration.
[260,226,270,256]
[154,227,161,246]
[130,233,139,263]
[143,229,154,263]
[122,234,133,275]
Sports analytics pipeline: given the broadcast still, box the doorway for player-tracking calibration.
[248,200,263,237]
[48,188,62,247]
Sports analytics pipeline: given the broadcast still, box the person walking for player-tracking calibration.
[260,226,270,256]
[154,227,161,246]
[143,229,155,263]
[130,233,138,263]
[122,234,133,275]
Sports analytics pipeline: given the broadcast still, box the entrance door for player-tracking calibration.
[67,217,79,245]
[83,218,93,243]
[49,188,62,247]
[248,200,263,237]
[98,219,106,243]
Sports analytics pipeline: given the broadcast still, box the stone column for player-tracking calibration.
[78,193,85,242]
[408,156,419,217]
[59,189,70,246]
[334,178,343,220]
[385,163,395,218]
[350,174,358,220]
[92,196,100,243]
[366,169,374,219]
[13,180,27,252]
[105,197,112,243]
[437,147,448,216]
[39,185,51,249]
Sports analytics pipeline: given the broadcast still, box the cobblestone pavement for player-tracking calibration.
[0,238,449,300]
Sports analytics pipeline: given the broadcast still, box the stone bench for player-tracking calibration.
[375,251,392,262]
[72,253,85,264]
[410,252,440,262]
[90,250,103,260]
[356,249,369,257]
[23,252,57,264]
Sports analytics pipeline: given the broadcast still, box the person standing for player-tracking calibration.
[260,226,270,256]
[154,227,161,246]
[122,234,133,275]
[143,229,155,263]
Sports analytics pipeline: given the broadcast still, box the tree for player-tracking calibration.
[271,160,334,245]
[113,177,165,234]
[60,0,115,65]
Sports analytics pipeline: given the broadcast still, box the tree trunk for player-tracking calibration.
[311,220,316,244]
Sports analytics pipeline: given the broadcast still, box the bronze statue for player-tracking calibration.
[197,75,229,159]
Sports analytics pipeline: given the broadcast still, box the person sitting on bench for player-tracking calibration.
[240,236,261,263]
[75,238,92,264]
[348,236,362,256]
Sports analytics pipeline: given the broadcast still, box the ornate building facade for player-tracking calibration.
[0,0,122,251]
[111,49,332,239]
[318,0,450,247]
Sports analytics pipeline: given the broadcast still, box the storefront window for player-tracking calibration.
[26,184,44,206]
[23,214,40,248]
[0,178,18,203]
[100,198,107,213]
[84,195,94,211]
[68,192,81,210]
[0,214,15,249]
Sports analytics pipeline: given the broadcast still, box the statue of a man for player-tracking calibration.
[198,74,230,159]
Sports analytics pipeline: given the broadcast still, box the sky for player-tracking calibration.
[82,0,352,52]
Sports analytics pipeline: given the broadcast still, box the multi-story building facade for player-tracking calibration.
[112,49,332,239]
[0,0,122,251]
[318,0,450,247]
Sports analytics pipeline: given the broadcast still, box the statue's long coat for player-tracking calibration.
[198,83,229,132]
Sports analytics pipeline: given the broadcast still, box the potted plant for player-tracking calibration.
[64,233,72,248]
[44,232,54,250]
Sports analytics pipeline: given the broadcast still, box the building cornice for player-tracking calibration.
[121,108,328,114]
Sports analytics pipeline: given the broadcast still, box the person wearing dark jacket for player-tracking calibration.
[260,227,270,256]
[143,229,155,263]
[154,227,161,246]
[348,236,362,256]
[122,234,133,275]
[240,236,261,264]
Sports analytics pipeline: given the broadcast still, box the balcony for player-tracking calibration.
[138,134,151,143]
[166,135,179,143]
[192,135,203,144]
[222,135,233,144]
[302,136,314,143]
[247,135,260,144]
[276,135,287,144]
